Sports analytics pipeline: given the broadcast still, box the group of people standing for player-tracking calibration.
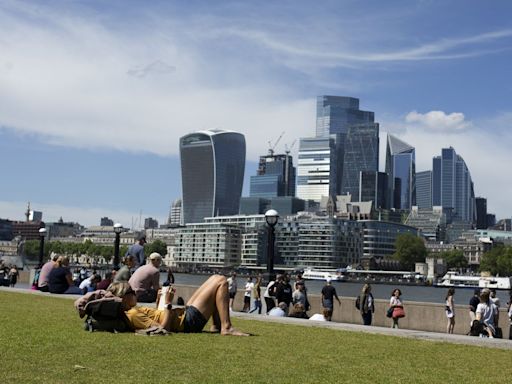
[0,261,19,287]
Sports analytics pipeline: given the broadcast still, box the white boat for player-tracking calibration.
[302,269,344,281]
[435,272,512,290]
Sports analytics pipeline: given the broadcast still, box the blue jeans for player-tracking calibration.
[249,299,262,314]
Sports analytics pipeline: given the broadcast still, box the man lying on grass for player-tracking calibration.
[110,276,249,336]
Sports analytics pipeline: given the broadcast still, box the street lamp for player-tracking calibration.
[38,227,47,268]
[264,209,279,276]
[113,223,123,270]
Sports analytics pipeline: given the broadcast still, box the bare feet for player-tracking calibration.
[209,325,220,333]
[221,327,250,336]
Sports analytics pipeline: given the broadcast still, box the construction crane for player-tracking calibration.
[268,131,285,156]
[284,139,297,155]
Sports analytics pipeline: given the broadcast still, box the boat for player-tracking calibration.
[302,269,344,281]
[435,272,512,290]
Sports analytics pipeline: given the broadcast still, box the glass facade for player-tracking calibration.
[432,147,475,223]
[180,130,245,224]
[249,153,295,198]
[415,170,432,209]
[340,123,379,199]
[385,134,416,210]
[359,171,388,209]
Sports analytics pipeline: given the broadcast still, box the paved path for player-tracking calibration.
[2,286,511,350]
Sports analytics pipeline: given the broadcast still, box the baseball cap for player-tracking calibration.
[326,277,332,283]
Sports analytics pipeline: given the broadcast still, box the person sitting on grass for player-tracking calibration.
[288,303,309,319]
[309,307,332,322]
[112,275,249,336]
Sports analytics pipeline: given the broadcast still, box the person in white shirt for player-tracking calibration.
[78,274,101,293]
[227,272,237,311]
[268,302,287,317]
[243,277,254,312]
[476,288,499,338]
[309,308,331,322]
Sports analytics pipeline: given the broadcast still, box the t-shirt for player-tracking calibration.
[38,261,55,288]
[321,285,337,302]
[476,302,498,327]
[114,266,131,282]
[227,277,237,294]
[244,282,254,297]
[390,296,402,306]
[79,277,93,291]
[469,296,480,313]
[292,290,307,307]
[263,281,275,298]
[275,282,292,305]
[267,307,286,317]
[309,313,326,321]
[126,243,145,267]
[48,266,71,294]
[125,306,186,332]
[128,264,160,295]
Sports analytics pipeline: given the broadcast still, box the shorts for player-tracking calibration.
[183,305,208,333]
[323,299,333,310]
[229,292,236,299]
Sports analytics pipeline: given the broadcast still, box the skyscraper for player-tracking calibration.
[296,136,338,201]
[416,171,433,209]
[249,153,295,198]
[475,197,487,229]
[180,129,246,224]
[432,147,475,223]
[385,134,416,210]
[168,198,182,227]
[359,171,388,209]
[340,123,379,199]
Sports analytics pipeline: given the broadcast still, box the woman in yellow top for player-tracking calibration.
[113,275,248,336]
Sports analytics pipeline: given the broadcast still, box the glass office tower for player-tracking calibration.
[385,134,416,210]
[249,153,295,198]
[340,123,379,199]
[432,147,475,223]
[180,129,246,224]
[416,171,433,209]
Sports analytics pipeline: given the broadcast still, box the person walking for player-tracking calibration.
[275,273,293,312]
[249,275,262,314]
[227,272,237,311]
[8,265,18,288]
[263,275,277,314]
[445,288,455,334]
[243,277,254,312]
[358,284,375,326]
[125,234,147,269]
[476,288,499,338]
[321,278,341,321]
[389,288,404,329]
[468,289,480,326]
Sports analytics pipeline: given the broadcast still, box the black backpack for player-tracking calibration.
[355,296,361,310]
[83,297,132,333]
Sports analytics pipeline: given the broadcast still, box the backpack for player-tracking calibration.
[83,297,132,333]
[355,296,361,310]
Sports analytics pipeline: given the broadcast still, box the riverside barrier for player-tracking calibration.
[172,284,511,338]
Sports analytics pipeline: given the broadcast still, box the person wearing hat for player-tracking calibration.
[321,278,340,321]
[128,252,162,303]
[126,234,147,269]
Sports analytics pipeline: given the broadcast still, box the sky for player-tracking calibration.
[1,0,512,227]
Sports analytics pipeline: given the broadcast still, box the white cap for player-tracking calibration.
[326,277,332,283]
[149,252,162,261]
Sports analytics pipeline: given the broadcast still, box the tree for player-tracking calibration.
[439,249,468,270]
[146,239,168,257]
[480,245,512,276]
[393,233,427,271]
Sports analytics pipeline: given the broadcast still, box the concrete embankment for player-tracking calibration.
[173,284,512,338]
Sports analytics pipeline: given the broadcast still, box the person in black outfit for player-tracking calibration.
[468,288,480,326]
[321,278,341,321]
[275,273,293,313]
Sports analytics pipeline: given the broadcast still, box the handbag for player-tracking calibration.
[392,306,405,319]
[386,307,394,318]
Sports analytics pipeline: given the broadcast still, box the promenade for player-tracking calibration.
[2,286,510,350]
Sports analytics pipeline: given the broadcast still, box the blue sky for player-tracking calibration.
[1,0,512,226]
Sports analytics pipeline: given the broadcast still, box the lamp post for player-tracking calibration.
[264,209,279,276]
[113,223,123,270]
[38,228,47,268]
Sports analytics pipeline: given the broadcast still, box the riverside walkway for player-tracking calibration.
[2,286,511,351]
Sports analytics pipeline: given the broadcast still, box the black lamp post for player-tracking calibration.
[113,223,123,270]
[38,228,47,268]
[264,209,279,276]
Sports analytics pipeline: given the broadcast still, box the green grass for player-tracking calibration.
[1,291,511,384]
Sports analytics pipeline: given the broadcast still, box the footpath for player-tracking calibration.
[2,286,511,351]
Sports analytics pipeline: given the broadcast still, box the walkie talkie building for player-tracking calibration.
[180,129,246,224]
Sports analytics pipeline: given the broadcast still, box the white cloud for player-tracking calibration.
[0,200,165,229]
[405,110,471,132]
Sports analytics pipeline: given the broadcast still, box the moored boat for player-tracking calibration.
[302,269,344,281]
[435,272,511,290]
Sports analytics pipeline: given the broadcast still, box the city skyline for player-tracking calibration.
[1,1,512,225]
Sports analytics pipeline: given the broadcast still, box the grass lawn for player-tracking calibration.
[1,291,511,384]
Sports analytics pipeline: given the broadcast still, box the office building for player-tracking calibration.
[359,171,388,209]
[385,134,416,210]
[168,198,182,227]
[475,197,487,229]
[180,129,246,224]
[432,147,475,223]
[100,217,114,226]
[296,136,338,201]
[250,153,295,198]
[29,210,43,222]
[144,217,159,229]
[340,123,379,199]
[416,171,433,210]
